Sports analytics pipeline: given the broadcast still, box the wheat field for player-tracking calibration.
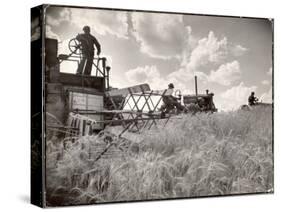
[45,106,273,206]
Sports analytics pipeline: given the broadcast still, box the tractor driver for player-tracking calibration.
[248,91,258,106]
[76,26,101,75]
[161,83,184,114]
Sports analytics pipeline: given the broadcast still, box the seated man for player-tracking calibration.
[160,83,184,115]
[248,91,258,106]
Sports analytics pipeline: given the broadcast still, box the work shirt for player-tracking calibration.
[165,88,175,97]
[154,88,177,98]
[76,33,101,56]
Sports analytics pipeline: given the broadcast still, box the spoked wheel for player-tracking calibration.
[68,38,82,55]
[174,89,182,100]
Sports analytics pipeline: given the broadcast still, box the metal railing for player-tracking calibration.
[58,54,110,90]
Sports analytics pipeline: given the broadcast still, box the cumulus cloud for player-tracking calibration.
[46,15,60,27]
[47,7,129,39]
[187,31,228,69]
[45,25,60,40]
[46,8,72,27]
[47,9,71,26]
[131,12,190,59]
[124,30,245,96]
[125,65,168,90]
[168,67,195,84]
[231,44,248,56]
[168,30,249,90]
[220,82,257,110]
[169,60,241,90]
[165,31,228,86]
[208,61,241,86]
[179,31,247,73]
[126,65,159,84]
[71,8,128,39]
[60,8,71,20]
[125,65,193,94]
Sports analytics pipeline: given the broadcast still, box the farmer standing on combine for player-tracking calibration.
[76,25,101,75]
[248,91,258,106]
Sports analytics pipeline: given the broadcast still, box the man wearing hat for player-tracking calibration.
[160,83,184,116]
[76,26,101,75]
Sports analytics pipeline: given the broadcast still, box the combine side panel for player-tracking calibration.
[69,91,104,130]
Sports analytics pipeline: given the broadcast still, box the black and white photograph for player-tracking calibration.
[31,4,273,207]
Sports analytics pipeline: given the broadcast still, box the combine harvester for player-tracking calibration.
[43,37,218,151]
[69,76,218,138]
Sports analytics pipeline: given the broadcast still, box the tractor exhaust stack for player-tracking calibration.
[195,76,198,96]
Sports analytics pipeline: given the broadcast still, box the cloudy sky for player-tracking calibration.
[45,6,273,111]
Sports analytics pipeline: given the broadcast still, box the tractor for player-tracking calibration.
[159,76,217,116]
[183,76,217,113]
[183,91,217,114]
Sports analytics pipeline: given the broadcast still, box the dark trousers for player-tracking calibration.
[77,54,94,75]
[161,96,184,112]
